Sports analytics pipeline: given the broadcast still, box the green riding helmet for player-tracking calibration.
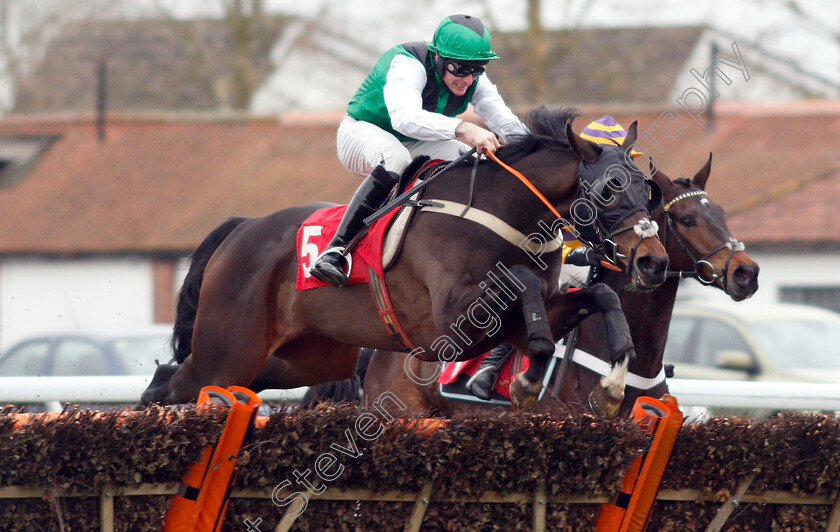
[433,14,499,61]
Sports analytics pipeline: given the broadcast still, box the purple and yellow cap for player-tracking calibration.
[580,116,643,158]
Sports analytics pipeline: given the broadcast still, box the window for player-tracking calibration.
[0,135,59,189]
[780,286,840,314]
[663,317,698,364]
[52,340,111,376]
[748,319,840,369]
[693,319,752,367]
[109,335,171,375]
[0,341,50,376]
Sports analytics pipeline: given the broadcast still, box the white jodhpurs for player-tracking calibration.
[336,115,471,177]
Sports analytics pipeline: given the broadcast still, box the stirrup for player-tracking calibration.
[316,246,353,274]
[309,246,353,285]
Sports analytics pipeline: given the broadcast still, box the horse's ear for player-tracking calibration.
[620,121,639,154]
[692,153,712,190]
[648,162,675,206]
[649,162,669,190]
[567,122,599,162]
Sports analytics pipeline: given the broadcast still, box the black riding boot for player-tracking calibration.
[309,165,398,287]
[466,344,517,400]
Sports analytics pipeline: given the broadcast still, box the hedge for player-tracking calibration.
[1,403,839,530]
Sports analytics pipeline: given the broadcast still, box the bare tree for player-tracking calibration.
[222,0,269,109]
[152,0,376,111]
[480,0,599,104]
[0,0,120,111]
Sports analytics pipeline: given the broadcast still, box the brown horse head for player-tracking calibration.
[566,121,668,290]
[652,154,759,302]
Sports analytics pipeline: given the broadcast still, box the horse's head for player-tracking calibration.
[651,154,759,301]
[566,121,669,290]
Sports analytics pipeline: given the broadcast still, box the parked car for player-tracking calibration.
[0,325,173,377]
[664,300,840,382]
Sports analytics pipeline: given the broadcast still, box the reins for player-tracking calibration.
[486,150,626,272]
[486,151,565,221]
[363,146,649,275]
[363,148,477,227]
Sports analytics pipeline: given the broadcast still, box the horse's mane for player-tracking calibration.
[497,105,581,164]
[673,177,693,188]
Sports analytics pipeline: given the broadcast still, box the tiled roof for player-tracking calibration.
[491,26,706,106]
[574,100,840,247]
[16,22,704,114]
[724,168,840,247]
[0,112,351,254]
[14,17,288,113]
[0,100,836,254]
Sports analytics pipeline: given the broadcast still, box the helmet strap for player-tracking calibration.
[433,53,447,79]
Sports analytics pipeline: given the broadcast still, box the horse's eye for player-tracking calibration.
[679,215,696,227]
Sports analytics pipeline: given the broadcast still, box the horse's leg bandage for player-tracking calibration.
[509,265,553,345]
[589,283,635,363]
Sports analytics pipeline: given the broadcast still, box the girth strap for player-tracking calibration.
[420,199,565,254]
[367,266,417,353]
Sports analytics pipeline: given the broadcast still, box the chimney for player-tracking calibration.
[96,54,107,142]
[706,42,718,130]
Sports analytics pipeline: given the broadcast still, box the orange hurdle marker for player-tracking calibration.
[163,386,262,532]
[196,386,262,531]
[595,395,684,532]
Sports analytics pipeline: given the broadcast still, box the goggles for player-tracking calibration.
[443,59,485,78]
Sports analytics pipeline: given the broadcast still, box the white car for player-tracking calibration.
[0,325,174,377]
[664,299,840,383]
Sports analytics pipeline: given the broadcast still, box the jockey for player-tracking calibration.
[310,14,529,287]
[467,116,643,400]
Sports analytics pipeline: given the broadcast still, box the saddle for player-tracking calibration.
[294,158,446,291]
[438,350,528,404]
[382,158,448,271]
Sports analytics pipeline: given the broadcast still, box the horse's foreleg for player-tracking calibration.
[584,283,635,417]
[589,355,630,417]
[506,265,555,411]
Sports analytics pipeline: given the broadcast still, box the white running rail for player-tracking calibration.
[0,376,838,413]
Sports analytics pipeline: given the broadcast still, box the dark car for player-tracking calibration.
[0,325,173,377]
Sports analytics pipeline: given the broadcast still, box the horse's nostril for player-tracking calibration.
[638,255,666,276]
[734,266,757,286]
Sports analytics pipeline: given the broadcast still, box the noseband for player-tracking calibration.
[585,215,660,275]
[662,190,746,291]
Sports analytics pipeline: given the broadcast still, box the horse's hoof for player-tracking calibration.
[588,385,623,418]
[510,375,542,411]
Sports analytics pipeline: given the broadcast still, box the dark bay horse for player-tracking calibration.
[360,155,759,417]
[141,106,669,410]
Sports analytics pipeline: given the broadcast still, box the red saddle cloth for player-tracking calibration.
[438,351,530,400]
[295,202,403,290]
[295,160,445,290]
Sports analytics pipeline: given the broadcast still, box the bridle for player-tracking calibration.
[484,148,661,276]
[574,167,662,276]
[661,189,746,291]
[581,209,659,276]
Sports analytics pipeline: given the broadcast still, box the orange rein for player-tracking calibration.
[485,150,622,273]
[486,150,565,221]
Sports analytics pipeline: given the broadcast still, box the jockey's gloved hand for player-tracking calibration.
[564,246,605,267]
